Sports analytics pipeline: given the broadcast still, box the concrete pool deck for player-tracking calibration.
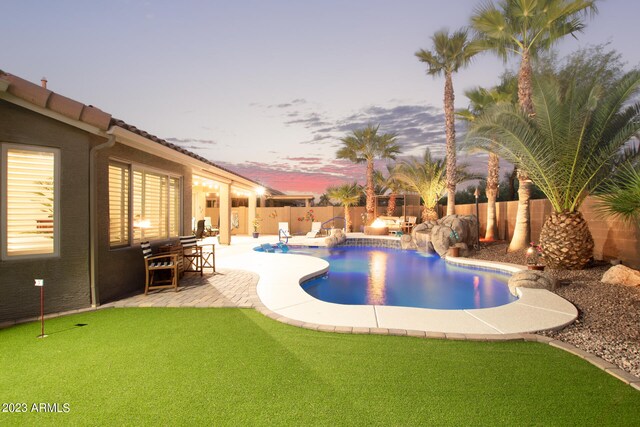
[215,233,578,336]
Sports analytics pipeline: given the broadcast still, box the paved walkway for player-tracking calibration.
[101,269,260,309]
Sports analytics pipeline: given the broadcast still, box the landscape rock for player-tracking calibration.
[508,270,558,295]
[601,265,640,287]
[325,228,347,247]
[411,215,478,257]
[400,234,417,250]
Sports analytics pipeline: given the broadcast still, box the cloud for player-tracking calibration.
[275,102,462,157]
[218,158,368,197]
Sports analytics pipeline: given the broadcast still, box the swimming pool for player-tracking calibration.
[288,246,516,310]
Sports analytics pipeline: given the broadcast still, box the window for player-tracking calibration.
[108,162,129,246]
[1,145,60,259]
[108,161,181,246]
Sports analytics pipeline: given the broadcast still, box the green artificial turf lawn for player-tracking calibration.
[1,308,638,426]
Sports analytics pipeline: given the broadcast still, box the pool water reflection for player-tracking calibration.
[296,246,517,310]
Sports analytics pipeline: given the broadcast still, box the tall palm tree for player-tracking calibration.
[416,28,476,217]
[336,124,401,224]
[458,84,515,241]
[393,149,476,222]
[326,182,362,231]
[471,0,597,252]
[467,70,640,269]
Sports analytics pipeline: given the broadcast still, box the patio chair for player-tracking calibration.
[141,241,178,295]
[402,216,417,233]
[179,235,216,275]
[195,220,206,239]
[305,221,322,238]
[179,235,203,275]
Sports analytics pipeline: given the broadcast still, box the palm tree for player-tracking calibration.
[594,160,640,224]
[467,71,640,269]
[326,182,362,231]
[416,28,476,217]
[336,124,401,224]
[317,193,332,207]
[393,149,476,221]
[471,0,597,252]
[376,165,406,217]
[458,83,515,241]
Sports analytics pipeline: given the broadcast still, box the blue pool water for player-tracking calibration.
[288,246,516,310]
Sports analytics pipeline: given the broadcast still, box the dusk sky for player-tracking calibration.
[5,1,638,197]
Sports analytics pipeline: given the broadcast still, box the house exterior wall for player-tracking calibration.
[0,100,101,323]
[95,142,192,303]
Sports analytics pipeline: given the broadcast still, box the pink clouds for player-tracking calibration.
[219,159,367,196]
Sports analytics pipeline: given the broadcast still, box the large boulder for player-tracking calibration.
[411,214,478,257]
[601,265,640,287]
[508,270,558,295]
[325,228,347,248]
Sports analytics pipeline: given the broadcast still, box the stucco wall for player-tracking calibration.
[95,142,192,303]
[0,100,101,323]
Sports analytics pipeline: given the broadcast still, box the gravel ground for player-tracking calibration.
[470,242,640,379]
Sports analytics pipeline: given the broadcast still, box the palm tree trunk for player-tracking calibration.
[366,159,375,224]
[518,50,534,116]
[508,49,534,251]
[423,206,438,222]
[444,71,457,216]
[387,193,396,216]
[344,206,351,231]
[485,152,499,241]
[508,173,532,252]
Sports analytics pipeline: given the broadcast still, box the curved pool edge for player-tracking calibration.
[240,248,578,336]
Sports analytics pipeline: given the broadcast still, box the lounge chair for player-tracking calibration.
[141,241,178,295]
[305,222,322,238]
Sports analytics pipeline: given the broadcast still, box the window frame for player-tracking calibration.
[108,159,182,248]
[1,143,61,260]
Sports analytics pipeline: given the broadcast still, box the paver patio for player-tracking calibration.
[102,269,260,309]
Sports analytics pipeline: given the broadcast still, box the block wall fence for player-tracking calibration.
[215,197,638,268]
[451,197,639,269]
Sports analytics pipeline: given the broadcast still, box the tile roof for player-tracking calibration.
[0,71,111,129]
[0,70,265,189]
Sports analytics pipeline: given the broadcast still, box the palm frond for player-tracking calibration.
[467,69,640,213]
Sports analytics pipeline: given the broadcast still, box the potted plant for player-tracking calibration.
[526,242,545,270]
[252,215,262,238]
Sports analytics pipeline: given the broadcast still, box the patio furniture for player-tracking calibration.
[305,221,323,238]
[179,235,216,275]
[402,216,417,233]
[195,220,206,239]
[204,216,220,236]
[375,216,403,234]
[142,241,178,295]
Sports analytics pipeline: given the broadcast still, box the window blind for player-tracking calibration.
[108,163,129,246]
[5,148,57,256]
